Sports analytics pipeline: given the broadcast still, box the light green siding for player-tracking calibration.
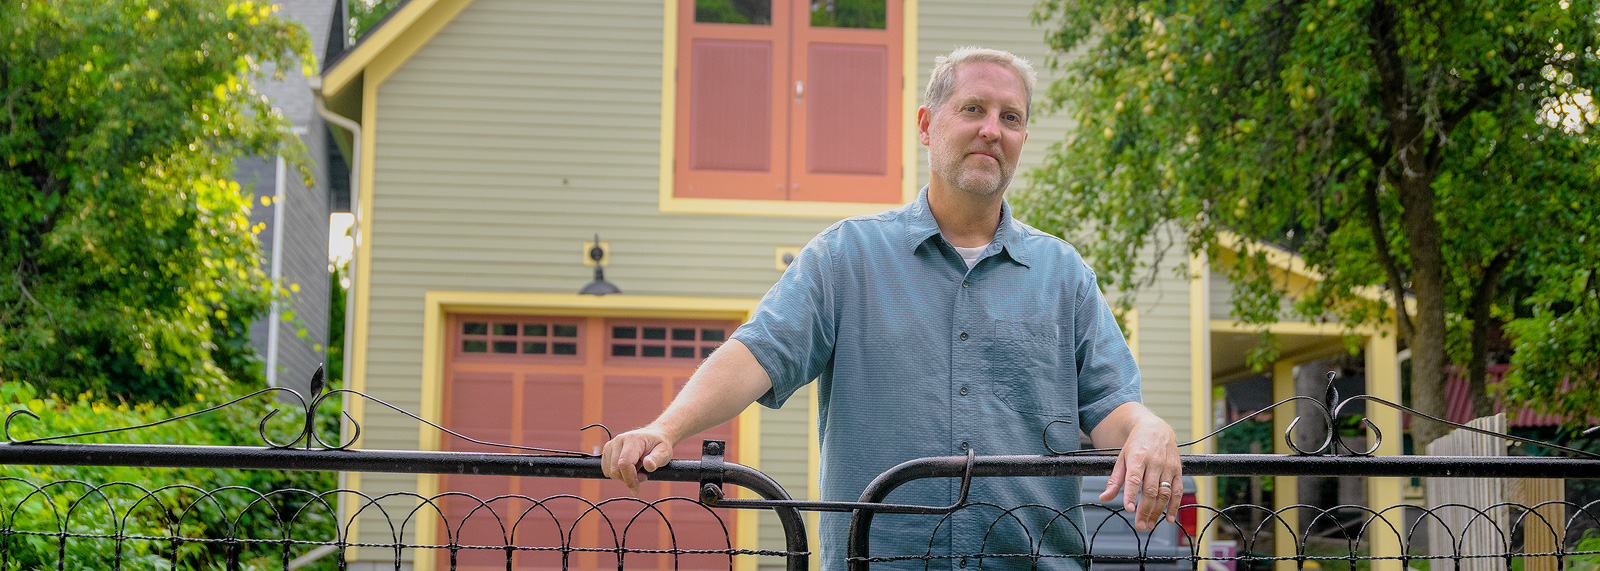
[347,0,1199,561]
[352,0,833,558]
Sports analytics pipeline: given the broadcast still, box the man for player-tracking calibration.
[602,47,1182,569]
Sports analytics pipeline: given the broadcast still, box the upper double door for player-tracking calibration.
[675,0,905,204]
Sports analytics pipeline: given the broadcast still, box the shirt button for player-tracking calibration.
[959,332,968,341]
[962,280,970,288]
[959,441,969,451]
[959,386,968,396]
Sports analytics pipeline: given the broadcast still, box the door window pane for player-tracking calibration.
[696,0,771,24]
[810,0,885,29]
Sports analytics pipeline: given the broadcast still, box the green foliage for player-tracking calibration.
[1571,528,1600,571]
[0,383,339,570]
[1023,0,1600,438]
[0,0,312,404]
[1502,268,1599,428]
[347,0,400,44]
[696,0,753,24]
[325,261,347,387]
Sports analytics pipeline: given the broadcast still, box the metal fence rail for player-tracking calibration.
[0,441,810,571]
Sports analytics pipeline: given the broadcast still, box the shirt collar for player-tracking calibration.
[903,186,1032,268]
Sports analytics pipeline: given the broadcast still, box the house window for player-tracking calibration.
[456,318,583,360]
[674,0,903,204]
[606,321,729,363]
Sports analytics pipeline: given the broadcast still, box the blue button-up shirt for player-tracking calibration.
[731,189,1142,571]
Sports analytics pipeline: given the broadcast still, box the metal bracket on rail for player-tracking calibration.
[699,445,976,515]
[698,439,727,505]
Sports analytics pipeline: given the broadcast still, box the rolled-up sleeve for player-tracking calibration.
[732,233,838,409]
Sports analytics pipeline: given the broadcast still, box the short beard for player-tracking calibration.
[955,167,1011,197]
[933,151,1012,197]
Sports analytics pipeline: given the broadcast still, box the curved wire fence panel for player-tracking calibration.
[0,478,797,571]
[3,371,1599,570]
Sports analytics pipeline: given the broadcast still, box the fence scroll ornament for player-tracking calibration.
[1,367,1598,571]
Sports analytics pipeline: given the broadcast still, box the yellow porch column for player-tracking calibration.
[1364,330,1403,571]
[1271,359,1299,571]
[1188,254,1215,532]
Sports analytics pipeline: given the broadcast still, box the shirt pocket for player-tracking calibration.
[988,319,1075,417]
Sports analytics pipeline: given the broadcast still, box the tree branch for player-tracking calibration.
[12,266,56,327]
[1362,177,1414,344]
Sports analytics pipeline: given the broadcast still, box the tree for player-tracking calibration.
[1024,0,1600,444]
[0,0,312,403]
[348,0,401,45]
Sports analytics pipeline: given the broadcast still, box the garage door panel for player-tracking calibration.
[522,372,584,454]
[446,371,516,453]
[442,314,743,571]
[602,374,668,435]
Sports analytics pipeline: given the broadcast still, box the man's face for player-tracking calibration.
[919,61,1029,198]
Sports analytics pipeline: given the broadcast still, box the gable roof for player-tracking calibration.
[317,0,469,109]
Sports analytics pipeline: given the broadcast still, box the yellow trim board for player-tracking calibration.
[340,64,379,564]
[1208,318,1379,337]
[660,195,905,218]
[1213,231,1405,312]
[413,291,763,571]
[1186,251,1214,549]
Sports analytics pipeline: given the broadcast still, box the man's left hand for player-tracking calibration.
[1092,403,1182,531]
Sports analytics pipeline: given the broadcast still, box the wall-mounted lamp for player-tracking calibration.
[579,233,620,295]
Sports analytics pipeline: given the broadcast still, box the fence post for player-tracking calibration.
[1511,478,1565,571]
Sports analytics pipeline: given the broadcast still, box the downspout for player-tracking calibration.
[311,82,361,557]
[265,153,288,387]
[310,82,361,401]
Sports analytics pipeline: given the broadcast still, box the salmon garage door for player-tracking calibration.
[438,314,742,571]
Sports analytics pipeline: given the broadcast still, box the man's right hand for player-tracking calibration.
[600,427,677,496]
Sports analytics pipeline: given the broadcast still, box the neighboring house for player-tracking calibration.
[312,2,1405,570]
[241,0,351,399]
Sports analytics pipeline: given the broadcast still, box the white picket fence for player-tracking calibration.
[1425,413,1565,571]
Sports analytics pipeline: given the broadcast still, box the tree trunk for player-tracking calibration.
[1466,251,1514,420]
[1400,165,1453,445]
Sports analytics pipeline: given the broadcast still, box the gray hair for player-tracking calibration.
[924,46,1038,119]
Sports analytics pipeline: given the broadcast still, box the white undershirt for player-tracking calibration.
[952,243,989,269]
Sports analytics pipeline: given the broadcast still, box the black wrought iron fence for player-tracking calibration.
[1,370,1598,571]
